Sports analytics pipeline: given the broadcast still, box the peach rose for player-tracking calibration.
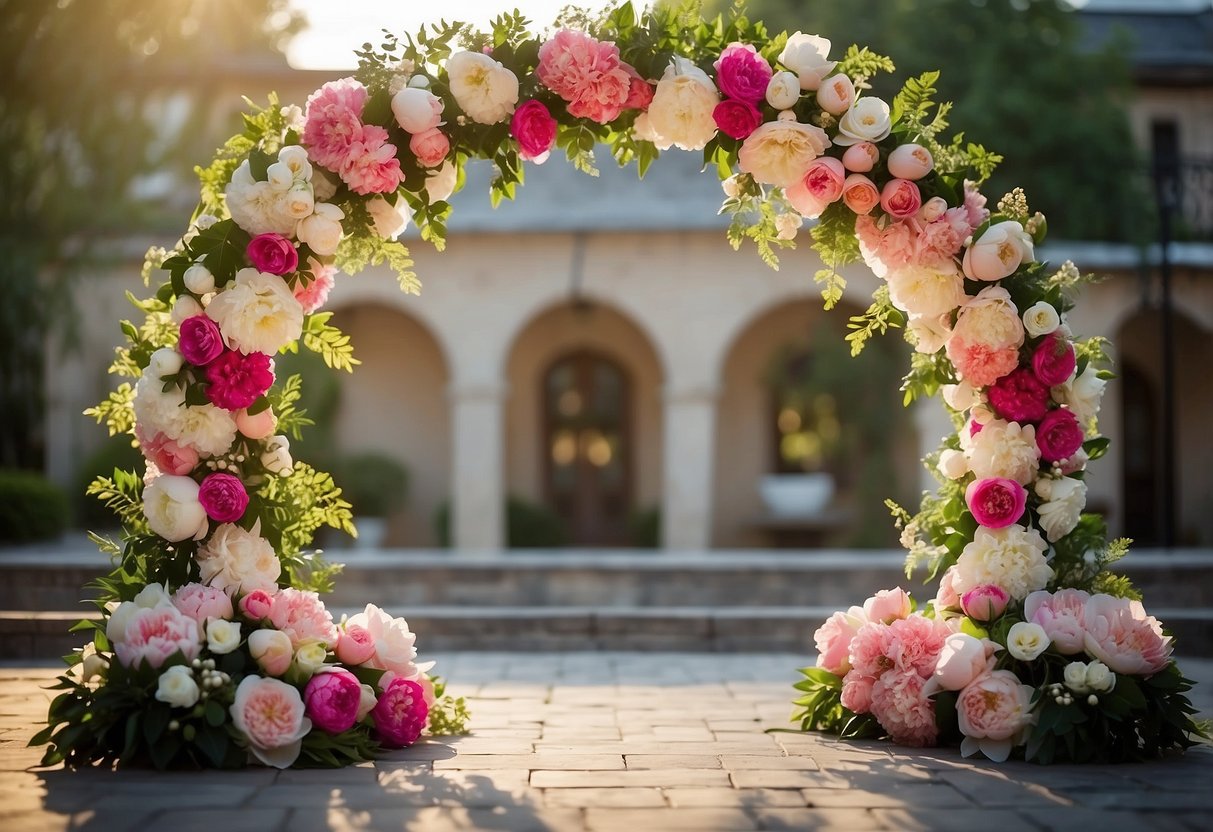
[841,173,880,215]
[842,142,878,172]
[815,73,855,115]
[887,143,934,180]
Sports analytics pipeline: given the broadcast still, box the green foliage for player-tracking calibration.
[0,469,70,543]
[434,497,569,548]
[72,435,143,529]
[301,313,361,372]
[809,202,861,308]
[334,454,410,518]
[426,677,472,736]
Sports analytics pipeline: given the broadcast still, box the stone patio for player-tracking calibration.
[2,652,1212,831]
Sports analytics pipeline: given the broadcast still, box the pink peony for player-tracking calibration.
[1024,589,1089,655]
[987,368,1050,424]
[1032,334,1077,388]
[965,478,1027,529]
[172,582,234,623]
[346,604,420,677]
[302,78,369,171]
[240,588,276,621]
[880,179,922,220]
[230,675,311,768]
[963,182,990,229]
[295,261,335,315]
[863,588,912,624]
[1083,594,1173,676]
[813,606,867,675]
[137,427,199,476]
[622,63,654,110]
[340,125,404,195]
[178,315,225,367]
[842,173,881,215]
[840,672,875,713]
[916,208,973,267]
[946,287,1025,388]
[336,624,377,666]
[960,584,1011,621]
[246,234,299,276]
[713,42,773,103]
[267,588,338,649]
[510,100,558,162]
[114,606,201,669]
[372,676,429,748]
[885,614,950,678]
[205,350,274,411]
[869,670,938,747]
[536,30,632,124]
[847,621,894,680]
[948,340,1020,389]
[1036,408,1084,463]
[957,670,1035,761]
[198,472,249,524]
[712,99,762,140]
[855,215,916,275]
[409,128,449,168]
[304,667,363,734]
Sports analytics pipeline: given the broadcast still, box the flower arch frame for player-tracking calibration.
[37,1,1202,769]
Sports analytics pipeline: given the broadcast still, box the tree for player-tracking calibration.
[712,0,1142,242]
[0,0,302,470]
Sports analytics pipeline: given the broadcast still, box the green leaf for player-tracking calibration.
[205,699,226,728]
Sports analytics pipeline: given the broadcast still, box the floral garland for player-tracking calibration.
[37,2,1202,769]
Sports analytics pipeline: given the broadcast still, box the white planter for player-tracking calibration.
[352,516,388,550]
[759,473,835,518]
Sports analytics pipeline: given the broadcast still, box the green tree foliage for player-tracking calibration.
[0,0,302,469]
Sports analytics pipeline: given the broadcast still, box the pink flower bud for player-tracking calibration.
[240,589,275,621]
[842,141,879,173]
[961,584,1010,622]
[335,624,377,666]
[236,407,277,440]
[887,143,934,180]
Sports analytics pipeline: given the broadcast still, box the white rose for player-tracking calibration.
[155,665,200,708]
[1006,621,1051,661]
[357,683,378,720]
[1036,477,1087,543]
[1053,367,1106,425]
[942,381,978,412]
[261,435,293,476]
[779,32,836,91]
[283,183,315,221]
[143,475,208,542]
[775,212,803,241]
[1063,661,1090,693]
[311,167,338,202]
[886,262,967,318]
[765,70,800,109]
[815,73,855,116]
[367,195,412,240]
[937,448,969,480]
[907,313,952,355]
[425,160,458,204]
[646,57,720,152]
[295,202,345,256]
[292,641,329,678]
[147,347,183,380]
[446,50,519,124]
[833,97,891,146]
[1022,301,1060,337]
[392,87,444,134]
[1084,661,1116,693]
[953,525,1053,601]
[207,618,243,655]
[183,264,216,295]
[171,295,204,324]
[277,145,313,182]
[249,629,293,675]
[737,119,831,187]
[966,419,1040,485]
[266,161,295,191]
[963,220,1036,282]
[196,521,281,595]
[206,268,304,356]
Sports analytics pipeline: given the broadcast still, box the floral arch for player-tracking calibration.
[38,2,1201,769]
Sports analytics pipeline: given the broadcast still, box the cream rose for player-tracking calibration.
[183,264,216,295]
[1063,661,1090,693]
[391,86,444,134]
[447,50,519,124]
[1006,621,1050,661]
[779,32,836,90]
[295,202,345,256]
[942,381,978,412]
[292,640,329,678]
[206,268,304,356]
[261,435,294,476]
[155,665,200,708]
[937,448,969,480]
[815,73,855,115]
[1084,661,1116,693]
[907,313,953,355]
[1022,301,1061,337]
[249,629,293,676]
[834,97,891,146]
[425,160,458,204]
[738,119,830,187]
[143,475,208,542]
[207,618,243,655]
[646,57,720,151]
[1053,367,1106,425]
[367,195,411,240]
[765,70,800,109]
[147,347,183,380]
[196,521,281,595]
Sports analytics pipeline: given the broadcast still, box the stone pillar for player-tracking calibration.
[913,397,955,495]
[449,383,505,551]
[661,386,718,550]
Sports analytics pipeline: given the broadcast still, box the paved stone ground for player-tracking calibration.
[2,652,1212,832]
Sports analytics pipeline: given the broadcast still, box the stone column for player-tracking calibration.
[449,383,506,550]
[661,386,718,550]
[913,396,954,495]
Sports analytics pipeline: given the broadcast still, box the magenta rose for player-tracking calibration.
[198,472,249,523]
[965,477,1027,529]
[305,668,363,734]
[1036,408,1084,462]
[372,676,429,748]
[880,178,922,219]
[713,42,773,103]
[510,100,558,162]
[712,99,762,140]
[205,350,274,411]
[1032,333,1077,388]
[239,589,275,621]
[178,315,225,366]
[246,233,299,276]
[987,368,1050,424]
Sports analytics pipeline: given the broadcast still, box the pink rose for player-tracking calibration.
[930,633,996,692]
[268,588,338,649]
[372,676,429,748]
[863,588,913,624]
[840,671,874,714]
[179,315,225,367]
[248,629,293,676]
[960,584,1010,622]
[935,566,961,611]
[1023,588,1089,654]
[1083,594,1173,676]
[842,142,878,173]
[230,675,312,768]
[712,99,762,140]
[965,478,1027,529]
[173,582,234,623]
[336,624,377,666]
[537,30,631,124]
[887,143,934,180]
[137,427,199,476]
[1036,408,1084,463]
[880,178,922,219]
[246,234,299,276]
[956,670,1034,761]
[842,173,880,214]
[784,180,828,219]
[302,78,369,171]
[801,156,846,204]
[713,42,773,103]
[622,63,654,110]
[304,667,363,734]
[114,606,201,670]
[409,128,449,168]
[240,589,276,621]
[510,100,558,162]
[198,472,249,523]
[987,368,1050,424]
[205,350,274,411]
[236,407,277,440]
[813,606,867,675]
[1032,334,1077,388]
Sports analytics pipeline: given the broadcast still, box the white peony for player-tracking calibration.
[143,475,209,542]
[645,57,720,152]
[295,202,345,256]
[1053,367,1106,425]
[966,419,1040,485]
[392,86,444,134]
[953,525,1053,601]
[261,435,294,476]
[196,521,282,595]
[1006,621,1051,661]
[206,268,304,356]
[1022,301,1061,337]
[367,195,412,240]
[737,119,830,187]
[908,313,952,355]
[345,603,419,676]
[1035,476,1087,542]
[833,97,892,146]
[937,448,969,480]
[942,381,978,412]
[425,160,458,204]
[765,70,800,109]
[446,50,519,124]
[632,111,673,150]
[155,665,200,708]
[207,618,243,655]
[225,160,298,236]
[886,262,967,318]
[779,32,836,90]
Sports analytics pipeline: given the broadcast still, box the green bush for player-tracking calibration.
[629,506,661,548]
[73,434,143,529]
[0,469,69,543]
[334,454,409,517]
[433,496,568,548]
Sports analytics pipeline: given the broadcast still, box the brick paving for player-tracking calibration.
[1,652,1211,831]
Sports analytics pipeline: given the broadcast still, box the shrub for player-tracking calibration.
[433,496,568,548]
[0,469,69,543]
[334,453,409,517]
[73,434,143,529]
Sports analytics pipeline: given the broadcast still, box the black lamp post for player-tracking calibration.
[1152,153,1179,549]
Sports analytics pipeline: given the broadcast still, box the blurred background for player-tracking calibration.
[2,0,1211,554]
